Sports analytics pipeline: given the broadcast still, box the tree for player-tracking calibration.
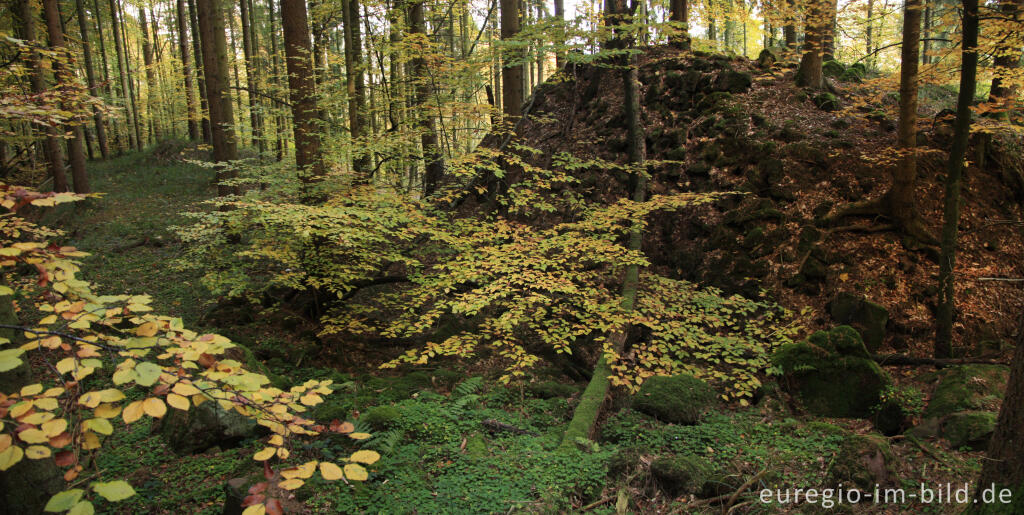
[108,0,141,150]
[239,0,264,152]
[343,0,372,180]
[973,315,1024,511]
[281,0,325,182]
[20,0,69,192]
[409,0,445,194]
[196,0,241,195]
[176,0,201,141]
[75,0,110,159]
[795,0,826,88]
[500,0,523,118]
[935,0,979,359]
[42,0,90,193]
[189,0,213,143]
[669,0,690,49]
[140,7,161,143]
[988,0,1021,114]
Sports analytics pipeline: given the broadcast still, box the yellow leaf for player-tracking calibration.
[277,478,304,490]
[0,445,23,471]
[94,404,122,419]
[241,505,266,515]
[97,389,125,403]
[252,447,275,461]
[349,450,380,465]
[39,315,57,325]
[82,431,100,450]
[122,401,144,424]
[319,462,344,480]
[20,384,43,396]
[78,391,103,409]
[34,398,58,411]
[18,428,49,444]
[0,434,10,453]
[268,435,284,446]
[9,401,32,419]
[171,382,202,396]
[166,393,189,411]
[42,418,68,437]
[276,447,290,460]
[348,432,371,440]
[281,461,316,479]
[343,464,368,481]
[21,412,54,424]
[142,398,167,418]
[25,445,51,459]
[299,393,323,406]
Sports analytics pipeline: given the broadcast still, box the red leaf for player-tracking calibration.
[265,498,284,515]
[241,494,265,507]
[54,451,76,467]
[263,460,273,480]
[248,482,268,495]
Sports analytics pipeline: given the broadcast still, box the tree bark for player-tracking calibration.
[116,0,144,149]
[22,0,69,192]
[140,7,161,143]
[342,0,372,180]
[268,0,286,160]
[43,0,89,193]
[500,0,523,118]
[795,0,825,88]
[988,0,1021,113]
[189,0,213,143]
[280,0,325,182]
[75,0,109,159]
[409,0,445,194]
[553,0,565,68]
[239,0,264,152]
[669,0,690,49]
[197,0,240,195]
[935,0,979,359]
[176,0,201,140]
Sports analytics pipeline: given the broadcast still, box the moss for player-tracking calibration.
[429,369,464,391]
[923,365,1009,419]
[361,405,403,429]
[465,432,488,458]
[807,325,870,358]
[695,91,734,113]
[826,434,897,490]
[650,455,711,496]
[822,60,846,78]
[943,411,997,450]
[783,141,828,164]
[528,381,579,399]
[828,293,889,352]
[632,374,716,425]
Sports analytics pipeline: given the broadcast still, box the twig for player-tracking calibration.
[581,496,614,511]
[872,353,1009,367]
[722,469,768,514]
[976,277,1024,283]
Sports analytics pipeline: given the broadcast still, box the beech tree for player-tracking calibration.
[281,0,325,182]
[75,0,110,159]
[42,0,89,193]
[500,0,523,118]
[196,0,240,195]
[176,0,201,141]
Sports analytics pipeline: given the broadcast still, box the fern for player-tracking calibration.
[454,376,484,397]
[454,394,480,409]
[366,429,405,455]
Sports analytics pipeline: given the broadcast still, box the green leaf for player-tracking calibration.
[67,501,94,515]
[134,362,162,386]
[44,489,84,512]
[0,348,25,372]
[91,480,136,502]
[84,418,114,435]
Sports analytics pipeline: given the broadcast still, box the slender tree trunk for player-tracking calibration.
[75,0,109,159]
[247,0,266,154]
[561,0,645,448]
[669,0,690,49]
[973,312,1024,510]
[189,0,212,143]
[988,0,1021,112]
[268,0,285,161]
[866,0,874,59]
[177,0,200,140]
[883,0,925,236]
[239,0,263,151]
[500,0,523,118]
[935,0,979,359]
[795,0,825,88]
[554,0,565,68]
[23,0,69,192]
[783,0,796,47]
[118,0,144,149]
[43,0,89,193]
[343,0,372,180]
[410,0,444,194]
[108,0,136,150]
[92,0,117,150]
[822,0,837,60]
[227,10,245,131]
[197,0,240,195]
[280,0,325,181]
[140,8,161,143]
[922,0,931,64]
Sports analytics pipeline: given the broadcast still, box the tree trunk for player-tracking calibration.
[92,0,118,151]
[935,0,979,359]
[822,0,837,60]
[43,0,89,193]
[921,0,931,64]
[176,0,201,140]
[239,0,263,152]
[343,0,372,180]
[973,313,1024,510]
[561,0,646,449]
[796,0,825,88]
[227,10,245,129]
[669,0,689,49]
[117,0,144,149]
[866,0,874,59]
[22,0,69,192]
[409,0,445,194]
[500,0,523,118]
[189,0,213,143]
[988,0,1021,112]
[883,0,925,236]
[554,0,565,68]
[197,0,240,195]
[140,7,161,143]
[268,0,285,161]
[75,0,109,159]
[280,0,325,182]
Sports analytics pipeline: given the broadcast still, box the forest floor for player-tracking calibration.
[40,148,988,514]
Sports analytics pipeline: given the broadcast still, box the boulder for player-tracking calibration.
[772,326,891,418]
[822,60,846,78]
[813,92,840,111]
[650,455,711,497]
[159,398,259,455]
[757,47,784,68]
[942,411,997,450]
[713,70,753,94]
[633,373,715,425]
[828,292,889,352]
[826,434,898,489]
[909,365,1008,449]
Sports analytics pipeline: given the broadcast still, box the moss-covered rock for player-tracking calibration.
[361,405,403,429]
[942,411,997,450]
[923,365,1009,419]
[713,70,753,93]
[650,455,711,497]
[813,92,840,111]
[632,374,716,425]
[528,381,580,399]
[827,292,889,352]
[757,47,784,68]
[159,398,259,454]
[826,434,897,490]
[772,327,891,418]
[783,141,828,165]
[822,60,846,78]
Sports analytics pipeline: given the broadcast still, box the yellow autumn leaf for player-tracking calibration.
[122,401,145,424]
[268,435,284,446]
[166,393,190,411]
[348,432,371,440]
[25,445,51,459]
[276,447,290,459]
[281,461,316,479]
[94,404,122,419]
[319,462,344,481]
[0,434,10,452]
[349,450,380,465]
[82,431,100,450]
[252,447,275,461]
[18,428,49,444]
[41,418,68,437]
[34,398,58,411]
[343,464,368,481]
[0,445,23,471]
[135,322,158,337]
[142,398,167,418]
[20,384,43,396]
[241,505,265,515]
[277,478,304,490]
[171,382,202,396]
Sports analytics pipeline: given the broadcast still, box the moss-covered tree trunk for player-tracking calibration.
[935,0,979,359]
[669,0,690,49]
[560,0,646,450]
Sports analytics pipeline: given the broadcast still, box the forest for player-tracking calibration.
[0,0,1022,510]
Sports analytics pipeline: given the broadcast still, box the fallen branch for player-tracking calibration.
[976,277,1024,283]
[580,495,614,511]
[871,354,1009,367]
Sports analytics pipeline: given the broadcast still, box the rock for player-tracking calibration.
[782,142,828,165]
[159,398,259,455]
[757,47,784,68]
[841,63,867,82]
[695,91,734,113]
[826,434,897,489]
[633,374,716,425]
[923,364,1009,419]
[361,405,403,429]
[828,292,889,352]
[813,92,840,111]
[650,455,711,497]
[742,227,766,249]
[713,70,753,93]
[687,161,712,176]
[527,380,579,399]
[772,326,891,418]
[822,60,846,78]
[942,411,997,450]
